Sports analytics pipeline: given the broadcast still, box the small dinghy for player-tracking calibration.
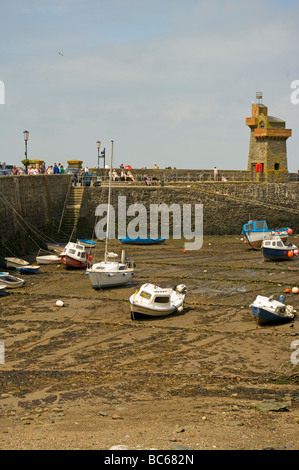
[5,257,29,268]
[77,239,97,248]
[0,274,25,288]
[36,254,60,265]
[46,242,66,253]
[129,283,187,320]
[249,295,296,324]
[16,265,40,274]
[0,285,7,296]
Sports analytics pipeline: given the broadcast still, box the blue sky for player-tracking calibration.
[0,0,299,171]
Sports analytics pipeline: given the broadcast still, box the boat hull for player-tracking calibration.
[119,237,166,245]
[36,255,60,265]
[5,258,29,268]
[129,303,178,319]
[0,285,6,296]
[17,265,40,274]
[262,247,295,261]
[46,243,66,253]
[250,305,295,324]
[0,275,25,288]
[77,239,97,248]
[60,255,87,269]
[88,270,133,288]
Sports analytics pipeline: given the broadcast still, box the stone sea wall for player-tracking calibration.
[1,174,299,259]
[0,174,71,258]
[79,181,299,237]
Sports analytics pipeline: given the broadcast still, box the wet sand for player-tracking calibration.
[0,235,298,450]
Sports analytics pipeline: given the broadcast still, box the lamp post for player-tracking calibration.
[96,141,101,168]
[96,140,106,169]
[23,130,29,174]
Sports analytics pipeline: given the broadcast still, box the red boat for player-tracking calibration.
[60,242,92,269]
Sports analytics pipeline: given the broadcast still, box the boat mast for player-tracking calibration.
[105,140,113,262]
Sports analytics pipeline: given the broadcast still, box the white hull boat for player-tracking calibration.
[36,254,60,265]
[87,141,135,288]
[129,283,186,320]
[0,285,6,296]
[88,259,134,288]
[5,257,29,268]
[0,274,25,288]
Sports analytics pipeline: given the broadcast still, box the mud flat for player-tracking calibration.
[0,236,298,450]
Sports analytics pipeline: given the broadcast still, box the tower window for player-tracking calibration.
[274,163,280,170]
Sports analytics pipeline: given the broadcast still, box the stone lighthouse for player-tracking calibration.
[246,92,291,182]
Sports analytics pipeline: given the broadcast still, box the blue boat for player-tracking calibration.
[261,236,298,261]
[77,239,97,248]
[250,295,296,324]
[241,219,292,250]
[16,265,40,274]
[119,237,166,245]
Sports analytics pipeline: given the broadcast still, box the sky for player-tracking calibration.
[0,0,299,171]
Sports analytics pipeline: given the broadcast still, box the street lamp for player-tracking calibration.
[96,140,106,169]
[96,141,101,168]
[23,130,29,174]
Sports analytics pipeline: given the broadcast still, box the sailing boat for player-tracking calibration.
[87,141,135,288]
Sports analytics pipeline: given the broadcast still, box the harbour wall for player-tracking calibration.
[0,175,71,258]
[1,174,299,258]
[79,181,299,237]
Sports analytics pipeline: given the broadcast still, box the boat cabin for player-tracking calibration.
[63,242,86,260]
[242,220,268,233]
[139,286,171,305]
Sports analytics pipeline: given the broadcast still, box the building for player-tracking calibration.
[246,92,291,182]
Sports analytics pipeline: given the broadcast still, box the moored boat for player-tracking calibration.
[119,237,166,245]
[0,275,25,288]
[0,285,7,296]
[129,283,186,320]
[46,242,66,253]
[241,220,292,250]
[16,265,40,274]
[36,254,60,265]
[261,236,298,261]
[77,239,97,248]
[249,295,296,324]
[60,242,92,269]
[5,257,29,268]
[87,141,135,288]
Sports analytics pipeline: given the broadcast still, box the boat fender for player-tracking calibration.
[288,251,294,258]
[292,287,299,294]
[56,300,64,307]
[177,306,184,312]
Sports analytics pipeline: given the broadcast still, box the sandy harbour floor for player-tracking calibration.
[0,235,298,452]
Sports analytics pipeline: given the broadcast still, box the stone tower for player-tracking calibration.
[246,92,291,181]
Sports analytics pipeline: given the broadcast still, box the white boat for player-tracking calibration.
[0,285,6,296]
[0,272,9,277]
[5,257,29,268]
[249,295,296,324]
[87,141,135,288]
[0,274,25,288]
[36,254,60,265]
[60,242,92,269]
[87,250,135,288]
[261,236,298,261]
[129,283,187,320]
